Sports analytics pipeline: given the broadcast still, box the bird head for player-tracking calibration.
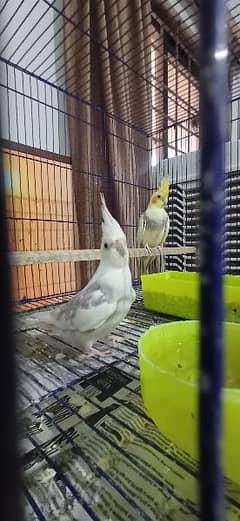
[149,177,170,209]
[100,193,129,267]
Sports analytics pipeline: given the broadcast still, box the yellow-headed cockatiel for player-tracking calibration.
[137,177,170,274]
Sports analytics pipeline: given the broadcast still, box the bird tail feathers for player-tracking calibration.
[15,309,54,333]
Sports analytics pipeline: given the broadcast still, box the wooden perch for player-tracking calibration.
[10,246,196,266]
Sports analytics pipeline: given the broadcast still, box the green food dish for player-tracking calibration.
[141,272,240,322]
[139,320,240,485]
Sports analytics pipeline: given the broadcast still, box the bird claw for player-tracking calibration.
[88,347,112,358]
[109,338,119,349]
[144,244,153,256]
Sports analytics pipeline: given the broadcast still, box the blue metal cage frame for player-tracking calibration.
[0,0,238,519]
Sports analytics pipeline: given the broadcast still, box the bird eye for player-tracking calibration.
[157,195,161,199]
[104,243,108,249]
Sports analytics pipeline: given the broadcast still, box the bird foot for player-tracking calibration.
[88,347,112,358]
[109,337,119,349]
[144,244,154,256]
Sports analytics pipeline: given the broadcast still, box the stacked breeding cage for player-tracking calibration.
[0,1,240,520]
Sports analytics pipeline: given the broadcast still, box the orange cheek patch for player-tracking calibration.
[151,195,158,204]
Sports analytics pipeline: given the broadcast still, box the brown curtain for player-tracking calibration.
[64,0,153,286]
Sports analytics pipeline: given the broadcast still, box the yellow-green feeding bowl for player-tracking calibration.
[141,272,240,322]
[139,321,240,485]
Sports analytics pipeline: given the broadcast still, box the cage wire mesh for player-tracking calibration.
[0,0,240,520]
[0,0,239,313]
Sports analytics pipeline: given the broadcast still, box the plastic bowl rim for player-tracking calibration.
[138,320,240,391]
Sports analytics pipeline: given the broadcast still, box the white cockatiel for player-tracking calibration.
[137,177,170,274]
[23,193,136,355]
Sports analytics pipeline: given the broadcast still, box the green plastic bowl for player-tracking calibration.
[139,321,240,485]
[141,272,240,322]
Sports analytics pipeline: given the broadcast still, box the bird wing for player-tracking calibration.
[137,212,147,246]
[138,211,165,246]
[138,211,170,275]
[56,280,117,334]
[158,213,170,245]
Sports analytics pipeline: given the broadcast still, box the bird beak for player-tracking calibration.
[115,239,126,257]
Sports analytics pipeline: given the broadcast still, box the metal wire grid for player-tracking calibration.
[0,1,240,137]
[0,0,201,155]
[0,2,235,519]
[0,0,239,310]
[152,0,240,68]
[1,52,150,306]
[17,293,197,520]
[0,0,200,133]
[17,288,179,520]
[0,1,194,307]
[16,290,240,520]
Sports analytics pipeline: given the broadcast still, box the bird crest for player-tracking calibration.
[149,177,170,207]
[157,177,170,201]
[100,192,126,240]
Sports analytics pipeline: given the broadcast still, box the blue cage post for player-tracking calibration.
[0,137,21,519]
[199,0,228,519]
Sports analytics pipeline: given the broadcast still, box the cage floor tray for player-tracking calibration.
[141,272,240,322]
[139,320,240,486]
[16,287,240,519]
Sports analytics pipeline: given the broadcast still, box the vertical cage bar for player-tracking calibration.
[163,30,168,160]
[199,0,228,520]
[0,130,22,519]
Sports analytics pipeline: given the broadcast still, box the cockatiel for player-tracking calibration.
[22,193,136,356]
[137,177,170,274]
